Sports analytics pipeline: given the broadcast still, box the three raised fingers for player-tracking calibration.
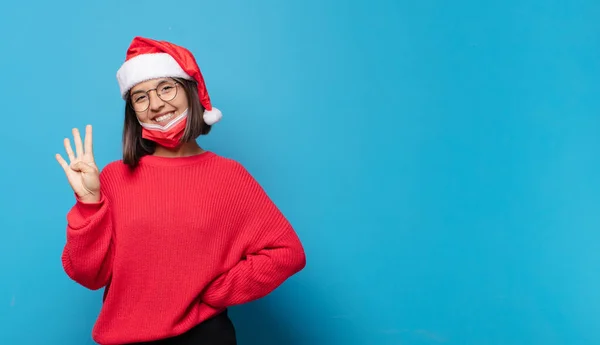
[63,125,93,162]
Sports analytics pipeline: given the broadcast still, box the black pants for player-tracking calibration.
[132,310,237,345]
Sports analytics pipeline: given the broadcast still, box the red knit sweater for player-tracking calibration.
[61,151,306,345]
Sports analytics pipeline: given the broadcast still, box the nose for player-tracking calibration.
[148,91,165,112]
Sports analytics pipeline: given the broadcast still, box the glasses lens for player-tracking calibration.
[131,93,149,112]
[157,82,178,102]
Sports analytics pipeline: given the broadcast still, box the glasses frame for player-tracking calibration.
[129,80,181,112]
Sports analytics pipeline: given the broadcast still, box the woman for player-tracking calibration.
[55,36,306,345]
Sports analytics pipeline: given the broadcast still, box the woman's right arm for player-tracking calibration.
[56,125,114,290]
[61,192,114,290]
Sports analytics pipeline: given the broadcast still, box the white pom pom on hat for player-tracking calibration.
[116,36,222,125]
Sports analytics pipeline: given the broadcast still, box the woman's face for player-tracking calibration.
[129,78,189,126]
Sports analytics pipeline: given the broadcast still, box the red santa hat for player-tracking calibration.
[116,36,222,125]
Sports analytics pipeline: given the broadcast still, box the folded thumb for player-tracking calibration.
[71,161,94,173]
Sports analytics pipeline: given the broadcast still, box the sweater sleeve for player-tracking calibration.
[201,165,306,308]
[61,191,114,291]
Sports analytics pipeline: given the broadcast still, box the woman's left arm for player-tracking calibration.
[201,163,307,308]
[202,223,306,308]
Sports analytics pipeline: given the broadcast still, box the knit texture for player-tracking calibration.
[61,151,306,345]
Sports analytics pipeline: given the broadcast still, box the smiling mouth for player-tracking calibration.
[153,112,175,122]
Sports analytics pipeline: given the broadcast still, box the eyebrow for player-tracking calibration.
[130,79,171,95]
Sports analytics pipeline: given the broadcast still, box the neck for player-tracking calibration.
[153,140,205,158]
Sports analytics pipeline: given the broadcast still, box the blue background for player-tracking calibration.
[1,0,599,344]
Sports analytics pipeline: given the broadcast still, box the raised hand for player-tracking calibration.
[55,125,101,203]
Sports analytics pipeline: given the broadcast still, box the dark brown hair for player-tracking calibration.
[122,77,211,169]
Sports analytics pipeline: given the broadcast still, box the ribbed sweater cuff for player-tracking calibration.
[68,193,107,230]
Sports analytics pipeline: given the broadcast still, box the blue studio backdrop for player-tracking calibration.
[1,0,599,344]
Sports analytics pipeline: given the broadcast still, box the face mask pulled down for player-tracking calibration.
[139,109,189,148]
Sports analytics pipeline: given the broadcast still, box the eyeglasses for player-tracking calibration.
[129,80,180,112]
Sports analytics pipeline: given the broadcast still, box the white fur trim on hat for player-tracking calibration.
[203,107,222,125]
[116,53,192,99]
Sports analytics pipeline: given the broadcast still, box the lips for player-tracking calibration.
[152,112,175,124]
